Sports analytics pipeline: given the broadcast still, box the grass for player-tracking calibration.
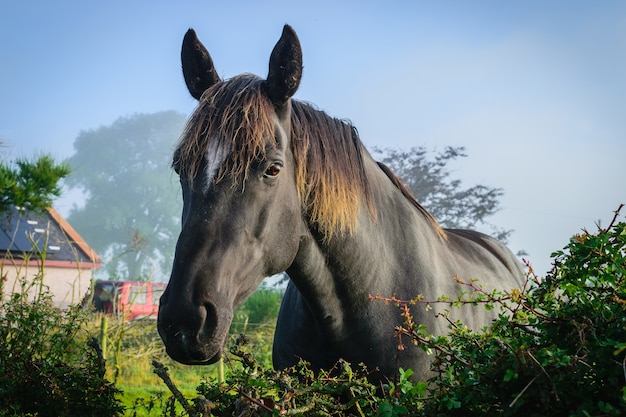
[85,312,277,416]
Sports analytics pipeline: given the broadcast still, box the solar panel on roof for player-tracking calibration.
[0,211,46,253]
[1,206,97,264]
[0,228,17,251]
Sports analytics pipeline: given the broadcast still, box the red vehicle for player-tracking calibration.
[91,280,166,321]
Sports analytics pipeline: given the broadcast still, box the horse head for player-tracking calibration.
[157,26,304,365]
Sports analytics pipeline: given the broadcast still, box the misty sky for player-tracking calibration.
[2,1,625,276]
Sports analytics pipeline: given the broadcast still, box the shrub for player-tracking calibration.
[183,335,380,416]
[151,206,626,416]
[392,204,626,416]
[0,270,123,416]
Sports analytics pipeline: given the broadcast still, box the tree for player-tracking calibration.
[373,146,511,241]
[0,152,71,214]
[65,111,185,281]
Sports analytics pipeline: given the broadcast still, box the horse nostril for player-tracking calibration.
[201,301,218,339]
[157,298,219,342]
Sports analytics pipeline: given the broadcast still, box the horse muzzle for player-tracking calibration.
[157,296,232,365]
[158,325,225,365]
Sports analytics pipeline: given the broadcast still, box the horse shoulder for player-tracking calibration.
[273,281,339,371]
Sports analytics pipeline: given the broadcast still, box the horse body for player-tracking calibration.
[157,25,524,383]
[275,154,523,380]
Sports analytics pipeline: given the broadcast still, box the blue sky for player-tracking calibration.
[2,1,625,275]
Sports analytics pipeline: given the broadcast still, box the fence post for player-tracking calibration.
[218,357,224,383]
[100,315,108,359]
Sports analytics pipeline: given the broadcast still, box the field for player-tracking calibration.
[92,289,280,415]
[0,277,281,417]
[2,212,626,416]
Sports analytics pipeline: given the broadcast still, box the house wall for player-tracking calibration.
[1,261,95,309]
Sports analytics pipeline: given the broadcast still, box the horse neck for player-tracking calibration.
[287,153,445,333]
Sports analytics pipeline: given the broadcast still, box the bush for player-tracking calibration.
[152,206,626,416]
[393,204,626,416]
[173,335,380,416]
[232,289,283,332]
[0,270,123,416]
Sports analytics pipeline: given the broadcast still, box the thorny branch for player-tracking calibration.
[152,359,211,417]
[369,274,520,311]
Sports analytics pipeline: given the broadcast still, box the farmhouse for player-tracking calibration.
[0,206,101,308]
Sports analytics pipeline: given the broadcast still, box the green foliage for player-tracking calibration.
[0,154,71,214]
[147,206,626,416]
[388,205,626,416]
[193,336,380,416]
[80,287,282,416]
[3,204,622,416]
[239,289,283,326]
[378,368,428,416]
[230,289,284,370]
[232,289,283,332]
[65,111,186,280]
[0,273,123,416]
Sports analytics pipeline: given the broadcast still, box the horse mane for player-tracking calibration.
[174,73,442,240]
[290,101,376,239]
[376,161,446,239]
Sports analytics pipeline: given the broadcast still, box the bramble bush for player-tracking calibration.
[153,205,626,416]
[2,205,623,416]
[0,268,123,417]
[404,204,626,416]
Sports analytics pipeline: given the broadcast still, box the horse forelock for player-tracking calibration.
[174,74,276,188]
[173,73,378,240]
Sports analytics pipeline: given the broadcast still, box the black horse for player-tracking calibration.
[157,25,525,382]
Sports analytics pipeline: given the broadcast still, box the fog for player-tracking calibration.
[2,1,625,276]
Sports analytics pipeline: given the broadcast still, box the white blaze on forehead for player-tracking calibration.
[205,141,228,192]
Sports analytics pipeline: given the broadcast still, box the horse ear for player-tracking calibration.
[181,29,221,100]
[265,25,303,106]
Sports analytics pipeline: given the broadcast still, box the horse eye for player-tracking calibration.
[264,163,282,178]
